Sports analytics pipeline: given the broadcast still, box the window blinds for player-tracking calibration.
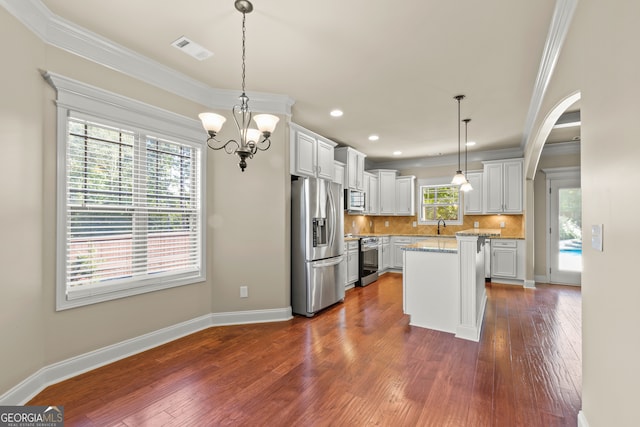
[65,116,202,298]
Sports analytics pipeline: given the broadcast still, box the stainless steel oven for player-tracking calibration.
[359,236,379,286]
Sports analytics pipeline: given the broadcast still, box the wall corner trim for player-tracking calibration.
[0,307,293,405]
[524,279,536,289]
[577,410,590,427]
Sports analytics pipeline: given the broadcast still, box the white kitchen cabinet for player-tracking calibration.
[392,236,412,268]
[395,176,415,216]
[463,171,483,214]
[368,169,397,215]
[364,172,379,215]
[380,236,391,272]
[346,240,360,286]
[491,239,525,281]
[335,147,366,191]
[290,123,336,180]
[333,161,345,186]
[483,159,523,214]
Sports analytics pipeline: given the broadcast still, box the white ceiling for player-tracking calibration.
[40,0,578,164]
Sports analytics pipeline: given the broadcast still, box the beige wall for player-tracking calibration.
[0,7,46,394]
[532,151,580,278]
[576,2,640,425]
[525,1,640,425]
[0,7,290,395]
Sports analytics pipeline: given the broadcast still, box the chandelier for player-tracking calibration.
[451,95,467,185]
[198,0,279,172]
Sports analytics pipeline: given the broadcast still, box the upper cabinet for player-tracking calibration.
[369,169,397,215]
[364,171,379,215]
[395,176,416,216]
[367,169,415,216]
[290,123,336,180]
[483,158,523,214]
[333,161,345,186]
[463,171,483,214]
[334,147,366,191]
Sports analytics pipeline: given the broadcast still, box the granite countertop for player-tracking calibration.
[402,238,458,254]
[346,231,524,240]
[344,236,360,242]
[456,228,502,237]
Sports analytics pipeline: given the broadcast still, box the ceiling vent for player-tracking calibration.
[171,36,213,61]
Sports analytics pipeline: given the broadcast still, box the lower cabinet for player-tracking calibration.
[491,239,525,281]
[378,236,391,274]
[392,236,412,268]
[345,240,359,288]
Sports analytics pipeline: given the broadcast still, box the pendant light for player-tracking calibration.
[198,0,279,172]
[451,95,467,185]
[460,118,473,192]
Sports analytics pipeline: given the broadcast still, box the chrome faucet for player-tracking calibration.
[437,219,446,235]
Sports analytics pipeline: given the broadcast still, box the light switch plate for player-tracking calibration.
[412,221,417,227]
[592,224,603,251]
[474,221,479,228]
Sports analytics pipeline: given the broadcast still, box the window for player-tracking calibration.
[418,184,462,225]
[47,72,206,310]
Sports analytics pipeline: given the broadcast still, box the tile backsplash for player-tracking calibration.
[344,213,524,238]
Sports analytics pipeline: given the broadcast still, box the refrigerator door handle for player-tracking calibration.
[327,183,337,250]
[311,255,344,268]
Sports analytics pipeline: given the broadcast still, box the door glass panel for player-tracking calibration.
[558,188,582,272]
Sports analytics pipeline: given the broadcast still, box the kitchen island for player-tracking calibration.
[402,229,500,341]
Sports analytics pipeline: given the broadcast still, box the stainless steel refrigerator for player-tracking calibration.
[291,177,345,317]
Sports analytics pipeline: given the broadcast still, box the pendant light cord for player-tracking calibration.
[241,11,246,95]
[457,98,461,171]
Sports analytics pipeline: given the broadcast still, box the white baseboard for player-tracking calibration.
[524,279,536,289]
[577,410,589,427]
[0,307,292,405]
[211,307,292,326]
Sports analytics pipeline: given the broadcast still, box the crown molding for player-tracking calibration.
[369,146,525,170]
[0,0,294,116]
[521,0,579,149]
[541,140,580,156]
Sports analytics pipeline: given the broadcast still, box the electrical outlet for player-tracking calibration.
[412,221,417,227]
[474,221,479,228]
[369,220,373,227]
[500,221,506,228]
[352,220,355,228]
[240,285,248,298]
[385,221,389,227]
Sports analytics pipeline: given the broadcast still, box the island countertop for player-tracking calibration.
[456,228,502,237]
[402,238,458,254]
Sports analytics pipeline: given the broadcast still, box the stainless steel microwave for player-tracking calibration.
[345,188,365,212]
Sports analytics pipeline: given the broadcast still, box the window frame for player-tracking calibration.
[417,178,463,226]
[46,72,207,310]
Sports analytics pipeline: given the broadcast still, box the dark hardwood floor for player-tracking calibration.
[29,273,581,426]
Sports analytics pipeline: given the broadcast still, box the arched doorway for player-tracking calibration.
[523,91,581,286]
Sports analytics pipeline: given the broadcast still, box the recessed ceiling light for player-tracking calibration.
[368,135,379,141]
[393,151,402,156]
[466,141,476,146]
[330,109,343,117]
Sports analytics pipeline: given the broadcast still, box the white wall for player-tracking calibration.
[525,1,640,425]
[0,6,290,396]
